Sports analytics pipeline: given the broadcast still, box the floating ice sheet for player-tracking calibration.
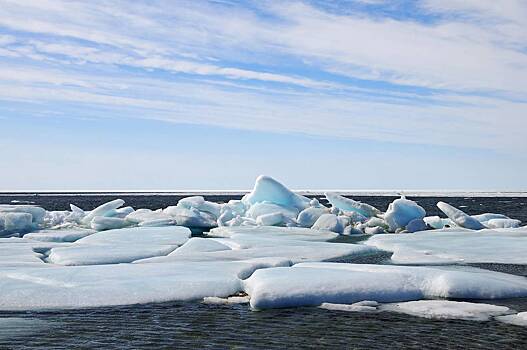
[496,312,527,327]
[48,226,191,266]
[379,300,511,321]
[365,227,527,264]
[24,228,95,243]
[0,258,288,311]
[244,263,527,310]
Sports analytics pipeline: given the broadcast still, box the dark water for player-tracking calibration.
[1,194,526,349]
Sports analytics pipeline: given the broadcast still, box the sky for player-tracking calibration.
[1,0,526,191]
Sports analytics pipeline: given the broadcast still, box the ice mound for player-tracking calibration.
[325,193,380,218]
[242,175,310,211]
[365,227,527,264]
[48,226,191,265]
[384,197,426,232]
[496,312,527,327]
[0,258,289,311]
[380,300,511,321]
[81,199,125,225]
[297,207,327,227]
[244,263,527,310]
[311,214,348,233]
[437,202,485,230]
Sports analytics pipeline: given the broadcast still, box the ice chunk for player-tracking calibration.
[246,202,298,220]
[48,226,191,265]
[437,202,485,230]
[380,300,511,321]
[406,219,427,233]
[202,296,250,304]
[472,213,510,223]
[423,216,452,229]
[311,214,346,234]
[0,258,288,310]
[138,218,175,227]
[365,227,527,264]
[24,228,95,243]
[0,205,46,225]
[165,207,217,228]
[256,212,286,226]
[297,207,327,227]
[81,199,125,225]
[325,193,380,218]
[486,219,521,229]
[0,238,66,268]
[244,263,527,310]
[0,212,33,236]
[496,312,527,327]
[242,175,310,211]
[90,216,130,231]
[319,301,379,312]
[384,197,426,232]
[178,196,221,218]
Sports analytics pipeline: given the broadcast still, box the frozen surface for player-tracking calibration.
[297,207,327,227]
[380,300,511,321]
[244,263,527,309]
[48,226,191,265]
[311,214,346,233]
[202,296,250,304]
[365,227,527,264]
[209,226,338,241]
[0,258,288,311]
[81,199,124,225]
[496,312,527,327]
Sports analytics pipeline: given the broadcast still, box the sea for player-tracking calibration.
[0,193,526,349]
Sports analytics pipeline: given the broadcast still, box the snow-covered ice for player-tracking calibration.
[24,228,95,243]
[244,263,527,310]
[0,258,288,311]
[319,301,379,312]
[496,312,527,327]
[325,193,380,218]
[379,300,511,321]
[365,227,527,264]
[48,226,191,265]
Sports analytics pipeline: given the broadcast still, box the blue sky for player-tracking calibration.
[1,0,526,190]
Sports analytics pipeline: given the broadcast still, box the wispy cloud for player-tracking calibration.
[0,0,526,155]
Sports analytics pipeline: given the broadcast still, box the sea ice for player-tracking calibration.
[319,301,379,312]
[297,207,328,227]
[0,258,288,310]
[365,227,527,264]
[437,202,485,230]
[90,216,131,231]
[485,219,521,229]
[244,263,527,310]
[384,197,426,232]
[177,196,221,218]
[165,207,217,228]
[246,202,298,220]
[0,212,33,236]
[380,300,511,321]
[23,228,95,243]
[325,193,380,218]
[47,226,191,265]
[202,296,250,304]
[81,199,125,225]
[496,312,527,327]
[311,214,347,233]
[242,175,310,211]
[0,205,46,225]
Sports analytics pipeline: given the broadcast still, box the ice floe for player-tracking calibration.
[244,263,527,310]
[0,258,288,311]
[496,312,527,327]
[379,300,511,321]
[365,227,527,264]
[48,226,191,265]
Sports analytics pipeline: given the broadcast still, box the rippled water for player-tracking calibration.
[1,195,526,349]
